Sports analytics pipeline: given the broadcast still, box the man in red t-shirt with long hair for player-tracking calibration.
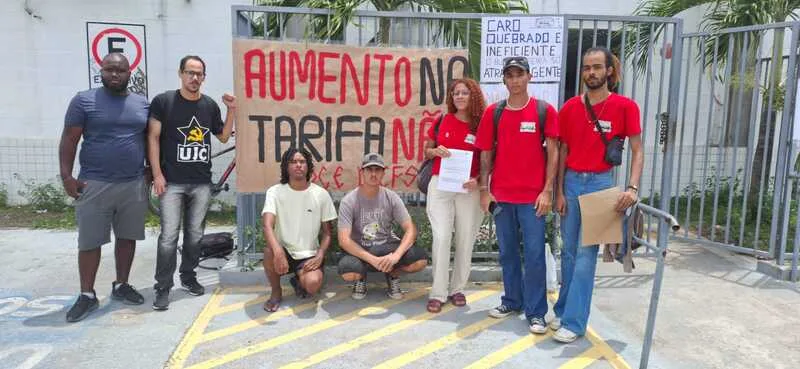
[475,57,560,335]
[551,47,643,343]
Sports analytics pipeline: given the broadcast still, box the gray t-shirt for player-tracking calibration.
[338,187,411,248]
[64,88,149,182]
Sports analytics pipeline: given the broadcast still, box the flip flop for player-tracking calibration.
[263,297,281,312]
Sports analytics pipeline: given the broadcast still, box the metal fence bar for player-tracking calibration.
[673,36,691,221]
[709,34,735,242]
[724,31,749,244]
[739,36,764,246]
[634,202,680,369]
[574,21,585,95]
[684,35,705,237]
[773,24,800,264]
[643,23,657,242]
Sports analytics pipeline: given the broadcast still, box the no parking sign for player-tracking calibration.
[86,22,148,97]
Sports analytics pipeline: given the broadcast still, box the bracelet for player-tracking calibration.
[627,185,639,193]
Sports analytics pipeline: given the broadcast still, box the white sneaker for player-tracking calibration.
[386,275,403,300]
[549,317,561,331]
[352,279,367,300]
[553,327,578,343]
[528,317,547,334]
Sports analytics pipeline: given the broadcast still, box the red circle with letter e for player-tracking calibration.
[91,28,142,71]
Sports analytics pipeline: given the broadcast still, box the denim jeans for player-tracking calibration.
[494,202,548,320]
[553,169,614,335]
[154,183,212,291]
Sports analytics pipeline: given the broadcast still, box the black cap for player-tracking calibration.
[502,56,530,73]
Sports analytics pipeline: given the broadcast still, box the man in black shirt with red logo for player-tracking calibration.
[147,55,235,310]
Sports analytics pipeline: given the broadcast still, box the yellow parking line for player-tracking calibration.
[213,288,294,315]
[585,327,631,369]
[548,292,631,369]
[165,287,226,369]
[213,284,355,315]
[373,315,510,369]
[462,332,552,369]
[559,346,604,369]
[199,289,352,343]
[279,289,499,369]
[185,288,430,369]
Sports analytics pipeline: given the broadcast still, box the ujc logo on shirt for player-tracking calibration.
[177,116,210,162]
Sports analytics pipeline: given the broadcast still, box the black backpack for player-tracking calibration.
[198,232,235,259]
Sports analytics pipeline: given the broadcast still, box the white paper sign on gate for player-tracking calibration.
[480,16,564,83]
[86,22,148,97]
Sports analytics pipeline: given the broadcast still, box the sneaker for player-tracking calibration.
[488,304,518,318]
[66,294,99,322]
[529,317,547,334]
[111,282,144,305]
[352,279,367,300]
[153,289,169,311]
[553,327,578,343]
[385,275,403,300]
[549,317,562,331]
[181,279,205,296]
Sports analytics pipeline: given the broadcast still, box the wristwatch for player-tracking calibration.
[627,185,639,193]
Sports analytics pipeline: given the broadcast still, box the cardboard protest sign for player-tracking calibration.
[233,40,468,193]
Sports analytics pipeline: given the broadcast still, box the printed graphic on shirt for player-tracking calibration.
[177,116,210,163]
[465,134,476,144]
[593,120,612,133]
[520,122,536,133]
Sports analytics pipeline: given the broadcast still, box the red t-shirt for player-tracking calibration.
[559,93,642,172]
[426,113,481,178]
[474,97,559,204]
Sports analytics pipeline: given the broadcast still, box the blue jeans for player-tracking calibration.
[494,202,548,320]
[154,183,212,291]
[554,170,614,335]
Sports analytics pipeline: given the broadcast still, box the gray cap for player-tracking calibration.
[502,56,530,73]
[361,152,386,169]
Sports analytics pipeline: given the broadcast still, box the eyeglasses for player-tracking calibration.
[182,70,206,79]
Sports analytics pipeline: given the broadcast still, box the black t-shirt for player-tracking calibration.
[150,90,224,184]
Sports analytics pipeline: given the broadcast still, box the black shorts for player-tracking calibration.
[281,248,323,275]
[337,242,428,276]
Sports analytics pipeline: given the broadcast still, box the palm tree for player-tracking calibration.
[252,0,528,77]
[634,0,800,226]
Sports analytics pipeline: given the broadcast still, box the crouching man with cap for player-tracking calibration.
[337,153,428,300]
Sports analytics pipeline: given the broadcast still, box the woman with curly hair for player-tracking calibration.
[423,78,487,313]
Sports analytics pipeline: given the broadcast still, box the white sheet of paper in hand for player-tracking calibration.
[578,187,624,246]
[436,149,473,193]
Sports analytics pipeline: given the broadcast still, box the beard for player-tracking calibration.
[101,77,130,93]
[584,75,608,90]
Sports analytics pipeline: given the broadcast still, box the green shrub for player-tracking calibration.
[15,175,69,212]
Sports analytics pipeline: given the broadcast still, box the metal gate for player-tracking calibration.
[669,22,800,280]
[230,5,683,368]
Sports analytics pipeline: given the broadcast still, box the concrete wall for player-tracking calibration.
[0,0,249,204]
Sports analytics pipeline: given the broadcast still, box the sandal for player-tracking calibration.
[449,293,467,307]
[263,297,281,312]
[426,299,443,313]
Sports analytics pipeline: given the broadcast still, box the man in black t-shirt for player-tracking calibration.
[147,55,236,310]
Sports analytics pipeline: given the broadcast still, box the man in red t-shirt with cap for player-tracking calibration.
[475,56,560,335]
[550,47,643,343]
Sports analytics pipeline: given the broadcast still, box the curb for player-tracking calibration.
[219,264,505,286]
